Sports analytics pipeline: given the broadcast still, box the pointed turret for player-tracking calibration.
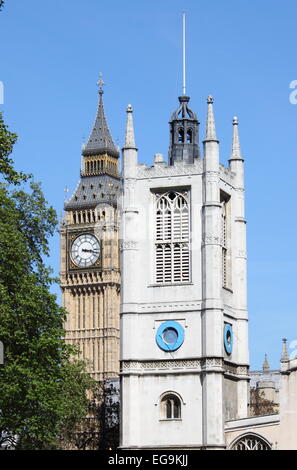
[168,95,200,165]
[230,116,243,161]
[83,77,119,158]
[203,95,219,173]
[263,354,270,371]
[122,104,138,179]
[205,95,217,141]
[229,116,244,190]
[124,104,136,149]
[281,338,289,363]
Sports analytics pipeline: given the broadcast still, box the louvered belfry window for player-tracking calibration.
[155,190,190,284]
[221,200,227,288]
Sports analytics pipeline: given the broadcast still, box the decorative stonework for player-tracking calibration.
[120,240,138,251]
[121,359,202,372]
[137,159,203,179]
[224,363,249,377]
[202,358,224,369]
[121,358,247,374]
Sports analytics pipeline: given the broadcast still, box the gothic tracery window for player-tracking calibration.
[155,190,190,284]
[230,434,272,450]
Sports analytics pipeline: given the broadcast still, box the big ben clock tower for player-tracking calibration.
[60,77,121,382]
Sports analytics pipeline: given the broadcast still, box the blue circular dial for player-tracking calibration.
[156,321,184,352]
[224,324,233,355]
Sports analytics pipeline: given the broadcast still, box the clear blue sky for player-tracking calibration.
[1,0,296,370]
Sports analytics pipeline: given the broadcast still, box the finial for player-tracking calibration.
[127,104,133,113]
[205,95,217,140]
[281,338,289,362]
[97,72,104,95]
[263,353,270,371]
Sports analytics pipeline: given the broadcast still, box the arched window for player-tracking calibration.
[178,128,184,143]
[160,393,181,420]
[186,128,192,143]
[155,190,190,283]
[230,433,272,450]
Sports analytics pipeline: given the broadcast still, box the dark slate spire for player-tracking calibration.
[83,75,119,158]
[168,95,200,165]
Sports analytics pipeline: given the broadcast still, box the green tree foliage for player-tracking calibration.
[0,114,29,185]
[0,113,95,449]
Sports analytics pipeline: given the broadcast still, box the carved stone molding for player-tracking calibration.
[202,358,224,369]
[224,363,249,377]
[121,359,248,376]
[121,359,202,372]
[120,240,138,250]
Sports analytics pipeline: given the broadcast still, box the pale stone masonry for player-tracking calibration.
[120,94,249,449]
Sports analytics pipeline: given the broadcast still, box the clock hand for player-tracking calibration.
[82,249,99,253]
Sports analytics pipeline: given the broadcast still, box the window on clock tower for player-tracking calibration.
[155,190,190,284]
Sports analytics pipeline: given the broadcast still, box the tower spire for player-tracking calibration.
[263,353,270,371]
[83,74,119,158]
[230,116,243,160]
[205,95,217,141]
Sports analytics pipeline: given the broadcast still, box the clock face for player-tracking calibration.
[70,234,100,267]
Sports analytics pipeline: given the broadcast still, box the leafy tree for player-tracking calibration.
[0,1,4,12]
[0,113,95,449]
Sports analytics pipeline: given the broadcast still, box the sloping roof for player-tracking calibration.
[64,174,122,210]
[82,88,119,158]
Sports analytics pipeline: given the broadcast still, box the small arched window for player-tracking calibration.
[186,128,192,143]
[178,128,184,143]
[160,393,181,420]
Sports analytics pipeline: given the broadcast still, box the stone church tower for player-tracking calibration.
[120,93,249,449]
[60,79,121,382]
